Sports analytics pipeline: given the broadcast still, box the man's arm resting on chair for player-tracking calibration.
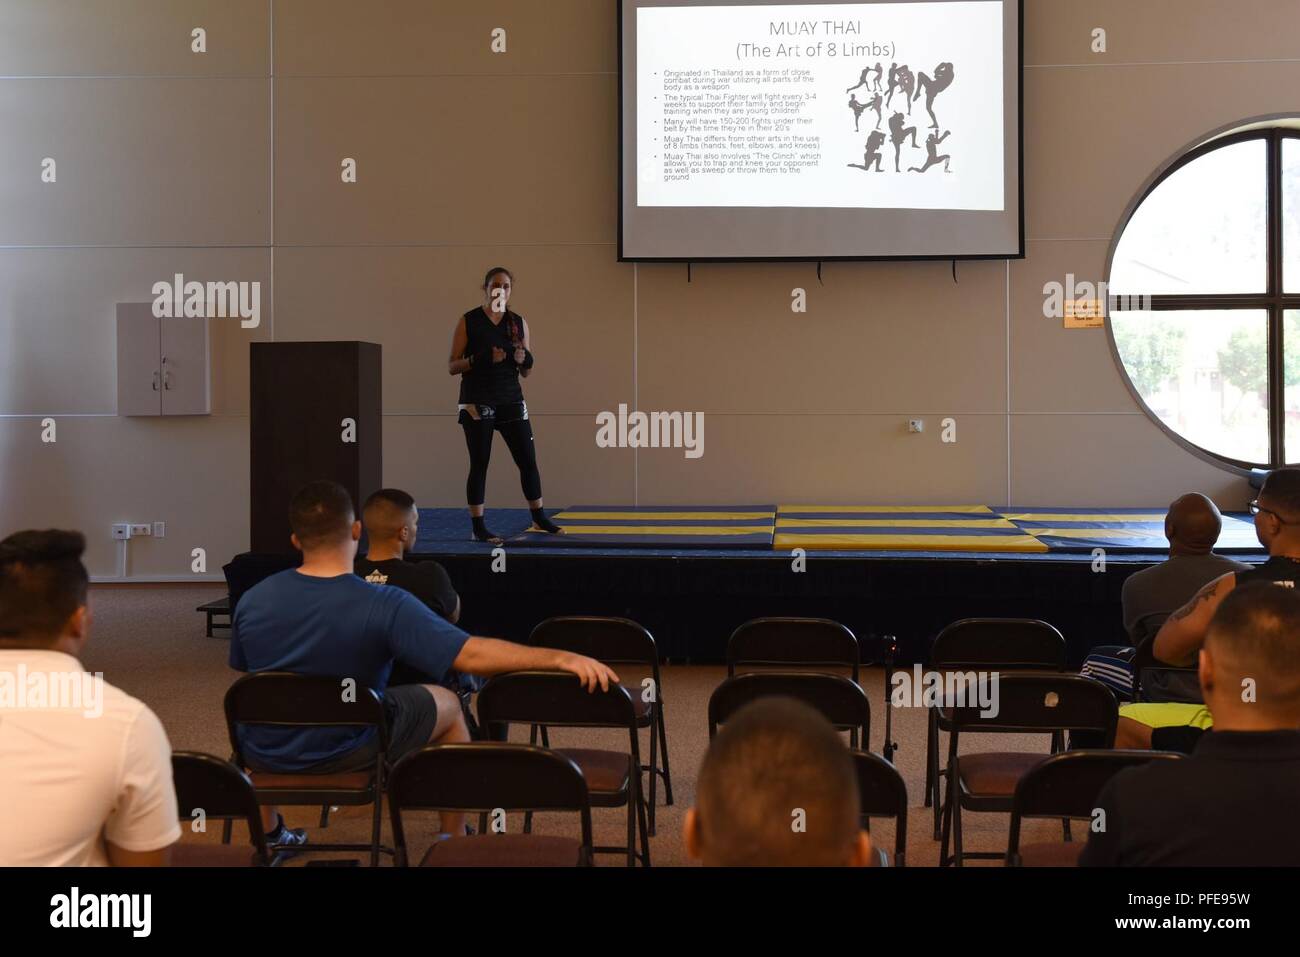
[1152,573,1235,667]
[453,637,619,692]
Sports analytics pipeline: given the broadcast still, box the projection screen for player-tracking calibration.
[619,0,1023,261]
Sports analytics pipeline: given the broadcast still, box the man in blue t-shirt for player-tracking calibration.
[231,480,619,846]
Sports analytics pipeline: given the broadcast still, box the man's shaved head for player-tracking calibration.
[1202,581,1300,724]
[362,488,417,544]
[1165,493,1222,555]
[691,697,863,867]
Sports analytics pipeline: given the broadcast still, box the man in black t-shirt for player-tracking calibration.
[355,488,460,624]
[355,489,468,693]
[1080,582,1300,866]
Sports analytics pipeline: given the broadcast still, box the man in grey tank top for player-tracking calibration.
[1122,494,1252,648]
[1081,493,1250,698]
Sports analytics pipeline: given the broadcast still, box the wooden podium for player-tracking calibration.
[249,341,382,555]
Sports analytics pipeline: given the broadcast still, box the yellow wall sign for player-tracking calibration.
[1064,299,1105,328]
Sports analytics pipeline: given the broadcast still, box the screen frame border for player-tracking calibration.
[616,0,1025,263]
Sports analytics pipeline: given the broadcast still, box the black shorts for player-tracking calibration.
[301,684,440,773]
[1151,724,1207,755]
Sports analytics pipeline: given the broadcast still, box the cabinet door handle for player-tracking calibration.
[163,371,171,390]
[152,371,159,391]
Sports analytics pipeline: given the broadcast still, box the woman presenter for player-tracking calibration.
[448,267,563,543]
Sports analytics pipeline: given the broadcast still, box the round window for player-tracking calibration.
[1107,125,1300,469]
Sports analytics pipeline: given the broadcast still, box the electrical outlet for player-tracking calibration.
[908,419,925,433]
[111,524,131,540]
[153,522,166,539]
[130,524,152,537]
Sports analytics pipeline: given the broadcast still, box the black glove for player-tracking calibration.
[517,348,535,371]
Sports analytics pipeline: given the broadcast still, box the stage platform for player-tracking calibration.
[410,506,1265,667]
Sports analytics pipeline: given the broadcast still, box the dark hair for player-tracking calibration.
[696,697,860,866]
[288,480,355,548]
[0,530,89,642]
[361,488,416,539]
[362,488,415,514]
[1260,468,1300,518]
[482,266,513,290]
[1206,581,1300,701]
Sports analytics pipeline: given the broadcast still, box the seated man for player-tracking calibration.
[0,530,180,866]
[1080,493,1247,700]
[232,480,617,843]
[355,487,496,736]
[355,488,460,625]
[1118,468,1300,750]
[1080,582,1300,865]
[684,697,873,867]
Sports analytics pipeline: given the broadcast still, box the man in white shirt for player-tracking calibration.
[0,529,180,866]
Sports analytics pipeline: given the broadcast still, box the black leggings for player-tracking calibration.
[461,414,542,506]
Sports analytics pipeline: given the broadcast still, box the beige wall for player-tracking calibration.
[0,0,1290,578]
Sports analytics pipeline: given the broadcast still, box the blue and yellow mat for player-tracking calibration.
[511,504,778,549]
[774,505,1048,553]
[1000,507,1260,553]
[422,504,1261,556]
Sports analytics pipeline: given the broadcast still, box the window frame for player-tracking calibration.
[1104,124,1300,471]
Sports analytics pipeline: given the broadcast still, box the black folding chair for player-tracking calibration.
[388,743,594,867]
[728,617,861,681]
[708,672,871,750]
[939,672,1117,866]
[727,619,867,748]
[528,617,673,835]
[477,672,650,867]
[925,618,1067,838]
[851,750,909,867]
[223,672,394,866]
[1006,749,1184,866]
[170,752,270,866]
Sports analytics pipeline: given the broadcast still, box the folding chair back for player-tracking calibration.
[476,672,648,866]
[528,616,674,835]
[171,751,270,866]
[939,673,1117,867]
[476,671,638,730]
[924,618,1069,840]
[945,672,1117,740]
[728,617,860,682]
[222,671,392,865]
[851,750,908,867]
[1007,749,1184,865]
[708,671,871,749]
[530,617,659,667]
[1136,665,1203,704]
[224,672,389,741]
[388,743,594,867]
[929,618,1066,671]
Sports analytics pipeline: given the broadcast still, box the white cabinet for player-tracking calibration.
[115,302,211,416]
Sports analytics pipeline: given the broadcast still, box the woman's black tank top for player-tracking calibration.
[458,307,525,406]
